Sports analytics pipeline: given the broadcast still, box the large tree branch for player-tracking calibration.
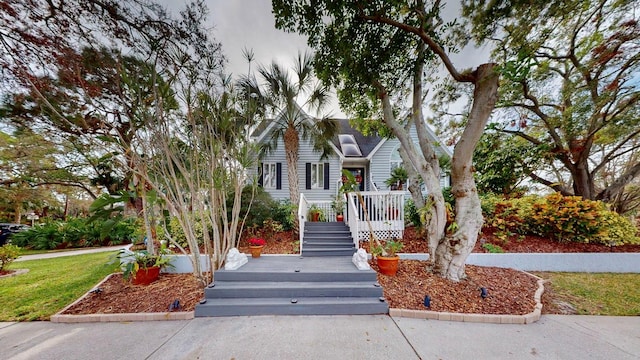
[358,12,474,83]
[33,181,98,199]
[596,161,640,202]
[519,80,566,151]
[526,170,572,195]
[592,126,640,175]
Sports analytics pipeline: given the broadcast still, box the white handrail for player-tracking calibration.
[346,191,406,241]
[369,174,379,192]
[346,192,360,250]
[298,193,309,254]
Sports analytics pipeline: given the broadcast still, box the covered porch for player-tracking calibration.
[298,190,406,249]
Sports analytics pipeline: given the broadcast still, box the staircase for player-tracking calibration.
[194,256,388,317]
[302,221,356,257]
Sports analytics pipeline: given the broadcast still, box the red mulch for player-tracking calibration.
[372,260,538,314]
[59,226,639,317]
[0,269,14,276]
[63,273,203,314]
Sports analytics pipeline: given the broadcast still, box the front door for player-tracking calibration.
[343,167,365,191]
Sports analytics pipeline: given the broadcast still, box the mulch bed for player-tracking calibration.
[372,260,537,314]
[59,225,639,317]
[63,273,203,314]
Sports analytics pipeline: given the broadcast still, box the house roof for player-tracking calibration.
[331,119,382,158]
[250,113,452,160]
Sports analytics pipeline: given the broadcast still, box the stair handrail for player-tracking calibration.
[298,193,309,254]
[346,192,360,249]
[369,173,379,192]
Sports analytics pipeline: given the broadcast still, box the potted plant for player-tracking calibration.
[117,247,173,285]
[308,205,326,222]
[385,166,408,190]
[331,194,346,222]
[248,237,266,258]
[371,239,403,276]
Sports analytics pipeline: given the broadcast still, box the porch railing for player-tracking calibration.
[298,193,309,254]
[346,192,360,250]
[346,191,405,242]
[300,190,405,251]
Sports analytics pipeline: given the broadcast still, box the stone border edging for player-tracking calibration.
[389,271,545,325]
[0,269,29,278]
[50,273,194,323]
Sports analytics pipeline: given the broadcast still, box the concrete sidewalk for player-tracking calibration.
[1,315,638,359]
[14,244,131,262]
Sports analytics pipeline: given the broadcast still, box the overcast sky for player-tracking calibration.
[163,0,492,117]
[208,0,311,79]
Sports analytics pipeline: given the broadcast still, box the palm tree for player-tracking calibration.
[240,52,338,209]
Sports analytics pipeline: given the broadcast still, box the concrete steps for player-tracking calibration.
[195,256,387,317]
[196,297,388,317]
[302,222,356,257]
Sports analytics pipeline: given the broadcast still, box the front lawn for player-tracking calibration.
[0,252,119,321]
[538,272,640,316]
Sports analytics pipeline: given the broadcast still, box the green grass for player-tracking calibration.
[0,252,119,321]
[538,272,640,316]
[18,247,119,256]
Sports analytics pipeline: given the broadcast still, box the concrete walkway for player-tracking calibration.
[14,244,131,262]
[1,315,638,359]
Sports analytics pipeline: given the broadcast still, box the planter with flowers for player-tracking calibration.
[248,237,266,258]
[371,239,403,276]
[117,247,173,285]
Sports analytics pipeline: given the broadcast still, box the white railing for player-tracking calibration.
[346,191,406,241]
[298,193,309,254]
[346,192,360,249]
[305,200,343,222]
[369,174,379,192]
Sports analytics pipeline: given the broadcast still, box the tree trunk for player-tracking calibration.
[398,146,425,209]
[284,124,300,211]
[13,204,22,223]
[571,158,594,200]
[434,63,499,281]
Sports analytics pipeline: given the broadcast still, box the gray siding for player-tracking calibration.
[252,135,341,202]
[369,126,450,190]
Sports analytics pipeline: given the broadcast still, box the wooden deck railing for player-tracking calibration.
[301,191,406,248]
[346,191,405,243]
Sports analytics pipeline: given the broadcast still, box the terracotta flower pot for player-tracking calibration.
[132,266,160,285]
[376,256,400,276]
[336,214,344,222]
[249,245,264,258]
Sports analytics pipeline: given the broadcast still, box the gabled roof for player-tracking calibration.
[331,119,382,158]
[250,112,452,160]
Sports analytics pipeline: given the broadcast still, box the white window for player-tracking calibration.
[390,146,402,172]
[263,163,277,189]
[311,163,324,189]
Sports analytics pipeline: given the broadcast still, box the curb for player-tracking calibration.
[50,273,194,323]
[0,269,29,278]
[390,271,545,325]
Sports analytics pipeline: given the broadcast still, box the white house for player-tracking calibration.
[250,114,451,242]
[250,117,451,202]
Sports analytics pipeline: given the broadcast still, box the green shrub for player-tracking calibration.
[404,198,421,227]
[593,208,640,246]
[528,193,600,243]
[0,244,20,271]
[481,243,505,253]
[483,193,640,246]
[480,193,504,219]
[235,186,277,228]
[166,216,205,249]
[8,217,137,250]
[441,186,455,208]
[271,200,296,231]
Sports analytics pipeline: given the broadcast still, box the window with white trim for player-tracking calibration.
[310,163,324,189]
[263,162,277,189]
[390,146,402,172]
